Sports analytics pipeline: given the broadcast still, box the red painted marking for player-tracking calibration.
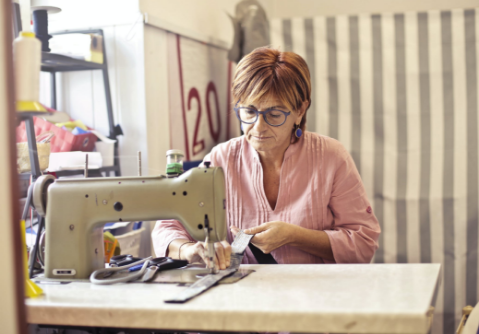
[187,87,205,155]
[205,81,221,143]
[176,34,190,161]
[226,61,232,140]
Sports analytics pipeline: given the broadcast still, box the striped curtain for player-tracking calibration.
[271,9,479,334]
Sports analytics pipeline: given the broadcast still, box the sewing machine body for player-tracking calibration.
[42,167,226,279]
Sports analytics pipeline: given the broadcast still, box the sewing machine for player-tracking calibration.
[32,165,226,279]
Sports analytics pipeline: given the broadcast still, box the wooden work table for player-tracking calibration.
[26,263,441,333]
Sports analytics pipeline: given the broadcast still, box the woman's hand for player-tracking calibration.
[231,222,295,254]
[181,240,232,270]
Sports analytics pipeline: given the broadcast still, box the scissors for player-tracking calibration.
[109,254,143,267]
[132,257,188,282]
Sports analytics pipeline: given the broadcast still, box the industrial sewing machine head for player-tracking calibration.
[32,164,227,279]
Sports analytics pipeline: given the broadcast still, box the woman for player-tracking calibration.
[152,47,380,269]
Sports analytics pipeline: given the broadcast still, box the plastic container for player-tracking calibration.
[166,149,184,165]
[166,149,184,175]
[13,31,45,112]
[115,228,145,257]
[47,151,102,171]
[92,130,116,167]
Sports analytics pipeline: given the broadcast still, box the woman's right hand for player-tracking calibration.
[180,240,232,270]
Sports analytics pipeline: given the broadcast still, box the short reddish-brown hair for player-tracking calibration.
[232,47,312,140]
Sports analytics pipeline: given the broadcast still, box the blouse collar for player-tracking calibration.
[243,132,305,163]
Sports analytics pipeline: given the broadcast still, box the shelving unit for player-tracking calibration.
[41,28,123,177]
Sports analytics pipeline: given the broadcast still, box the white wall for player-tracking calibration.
[139,0,266,49]
[262,0,479,18]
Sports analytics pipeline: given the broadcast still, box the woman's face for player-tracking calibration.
[241,98,304,155]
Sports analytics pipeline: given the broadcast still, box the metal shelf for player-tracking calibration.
[41,29,122,177]
[16,111,53,120]
[41,52,105,72]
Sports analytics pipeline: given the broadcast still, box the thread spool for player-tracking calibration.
[32,9,51,52]
[13,31,45,112]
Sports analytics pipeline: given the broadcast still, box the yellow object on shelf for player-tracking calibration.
[20,220,43,298]
[16,100,47,113]
[55,120,88,131]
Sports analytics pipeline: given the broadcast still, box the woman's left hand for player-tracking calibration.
[231,222,295,254]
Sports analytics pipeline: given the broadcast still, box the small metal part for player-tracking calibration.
[204,161,211,168]
[113,202,123,211]
[207,242,218,274]
[69,224,74,231]
[53,269,76,276]
[102,199,108,205]
[138,151,142,176]
[199,202,204,207]
[203,214,218,274]
[95,248,98,254]
[84,154,88,178]
[141,266,158,282]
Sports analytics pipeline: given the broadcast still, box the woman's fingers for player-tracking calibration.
[221,240,232,267]
[186,242,206,265]
[244,223,269,235]
[188,241,232,270]
[214,242,227,269]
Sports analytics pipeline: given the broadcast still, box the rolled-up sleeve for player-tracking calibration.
[323,147,381,264]
[151,220,194,257]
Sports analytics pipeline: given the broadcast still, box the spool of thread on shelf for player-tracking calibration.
[32,9,51,52]
[13,31,45,112]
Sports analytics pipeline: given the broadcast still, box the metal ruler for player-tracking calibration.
[164,230,254,303]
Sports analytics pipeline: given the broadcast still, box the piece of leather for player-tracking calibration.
[249,243,277,264]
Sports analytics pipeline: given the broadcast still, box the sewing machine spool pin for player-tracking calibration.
[84,154,88,178]
[138,151,142,176]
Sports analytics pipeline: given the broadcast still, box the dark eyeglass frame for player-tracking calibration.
[234,103,291,127]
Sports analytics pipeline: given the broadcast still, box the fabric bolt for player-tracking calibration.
[269,9,479,334]
[152,132,380,265]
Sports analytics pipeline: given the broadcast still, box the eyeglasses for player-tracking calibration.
[234,103,291,127]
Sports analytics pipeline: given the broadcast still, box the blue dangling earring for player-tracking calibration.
[295,124,303,138]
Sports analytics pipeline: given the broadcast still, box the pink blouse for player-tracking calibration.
[152,132,380,264]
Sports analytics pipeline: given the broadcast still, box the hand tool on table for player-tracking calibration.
[139,258,187,283]
[129,257,187,272]
[110,254,143,267]
[90,256,152,285]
